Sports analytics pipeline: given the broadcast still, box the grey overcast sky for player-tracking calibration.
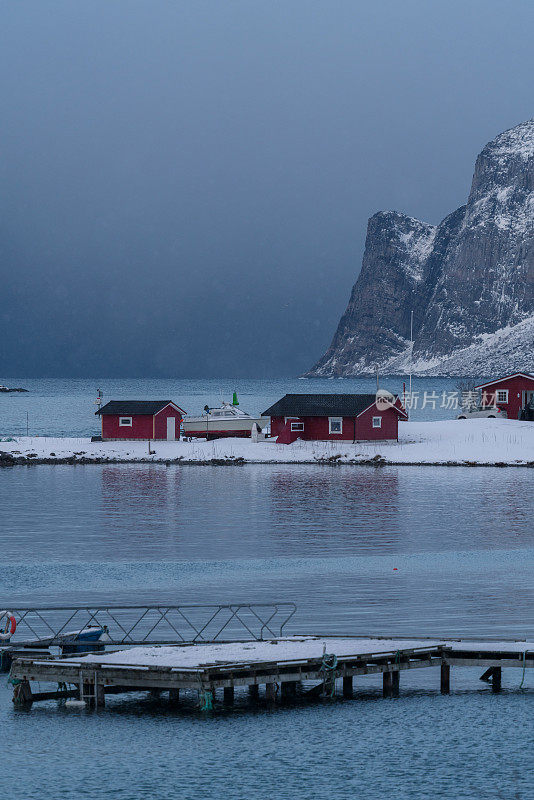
[1,0,533,378]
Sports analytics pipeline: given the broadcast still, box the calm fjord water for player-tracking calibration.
[2,463,532,635]
[1,379,532,799]
[1,376,466,436]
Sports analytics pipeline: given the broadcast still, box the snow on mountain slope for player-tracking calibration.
[307,119,534,377]
[308,211,438,376]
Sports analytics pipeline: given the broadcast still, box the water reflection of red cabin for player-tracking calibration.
[96,401,186,441]
[262,394,407,444]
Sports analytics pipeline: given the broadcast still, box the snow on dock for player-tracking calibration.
[1,419,534,466]
[37,636,447,669]
[34,635,534,670]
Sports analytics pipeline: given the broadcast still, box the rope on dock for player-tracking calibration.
[199,689,214,711]
[320,645,338,698]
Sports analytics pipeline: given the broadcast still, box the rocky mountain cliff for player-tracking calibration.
[307,119,534,377]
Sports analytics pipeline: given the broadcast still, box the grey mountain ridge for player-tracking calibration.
[307,119,534,377]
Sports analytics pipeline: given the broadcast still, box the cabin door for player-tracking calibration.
[166,417,176,441]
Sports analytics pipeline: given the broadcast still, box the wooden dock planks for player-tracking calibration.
[8,636,534,709]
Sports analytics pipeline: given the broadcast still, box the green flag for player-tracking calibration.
[232,391,239,406]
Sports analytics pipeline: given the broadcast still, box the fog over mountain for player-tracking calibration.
[1,1,534,377]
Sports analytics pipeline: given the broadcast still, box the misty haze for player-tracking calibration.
[2,1,533,377]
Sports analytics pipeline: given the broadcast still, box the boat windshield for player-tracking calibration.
[205,404,251,418]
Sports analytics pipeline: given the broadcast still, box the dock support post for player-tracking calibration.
[391,670,400,697]
[0,650,13,673]
[223,686,235,705]
[492,667,502,693]
[441,663,450,694]
[342,676,353,698]
[95,682,105,708]
[265,682,276,702]
[83,682,94,708]
[281,681,297,698]
[383,671,392,697]
[248,684,259,702]
[169,689,180,704]
[12,678,33,707]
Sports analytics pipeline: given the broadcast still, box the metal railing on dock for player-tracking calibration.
[2,602,297,647]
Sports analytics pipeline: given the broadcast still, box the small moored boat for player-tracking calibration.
[183,396,268,440]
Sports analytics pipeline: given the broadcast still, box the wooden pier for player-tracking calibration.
[8,635,534,709]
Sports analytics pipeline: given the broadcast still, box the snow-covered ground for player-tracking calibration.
[1,418,533,466]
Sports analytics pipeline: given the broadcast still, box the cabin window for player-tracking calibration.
[329,417,343,434]
[372,416,382,428]
[291,422,304,432]
[119,417,132,427]
[496,389,508,403]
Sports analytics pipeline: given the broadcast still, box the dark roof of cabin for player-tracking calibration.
[262,394,379,417]
[95,401,178,416]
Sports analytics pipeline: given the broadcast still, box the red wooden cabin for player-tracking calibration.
[262,393,407,444]
[475,373,534,420]
[96,401,186,441]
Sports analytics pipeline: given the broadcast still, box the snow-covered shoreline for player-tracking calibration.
[1,419,533,467]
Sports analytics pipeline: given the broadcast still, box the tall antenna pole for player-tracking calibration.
[409,310,413,400]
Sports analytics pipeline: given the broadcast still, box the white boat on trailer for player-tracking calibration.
[182,398,268,440]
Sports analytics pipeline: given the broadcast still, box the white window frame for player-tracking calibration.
[290,422,304,432]
[119,417,132,427]
[328,417,343,434]
[372,416,382,428]
[495,389,508,404]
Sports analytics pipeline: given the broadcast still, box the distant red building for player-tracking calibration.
[262,393,407,444]
[475,373,534,420]
[96,401,186,441]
